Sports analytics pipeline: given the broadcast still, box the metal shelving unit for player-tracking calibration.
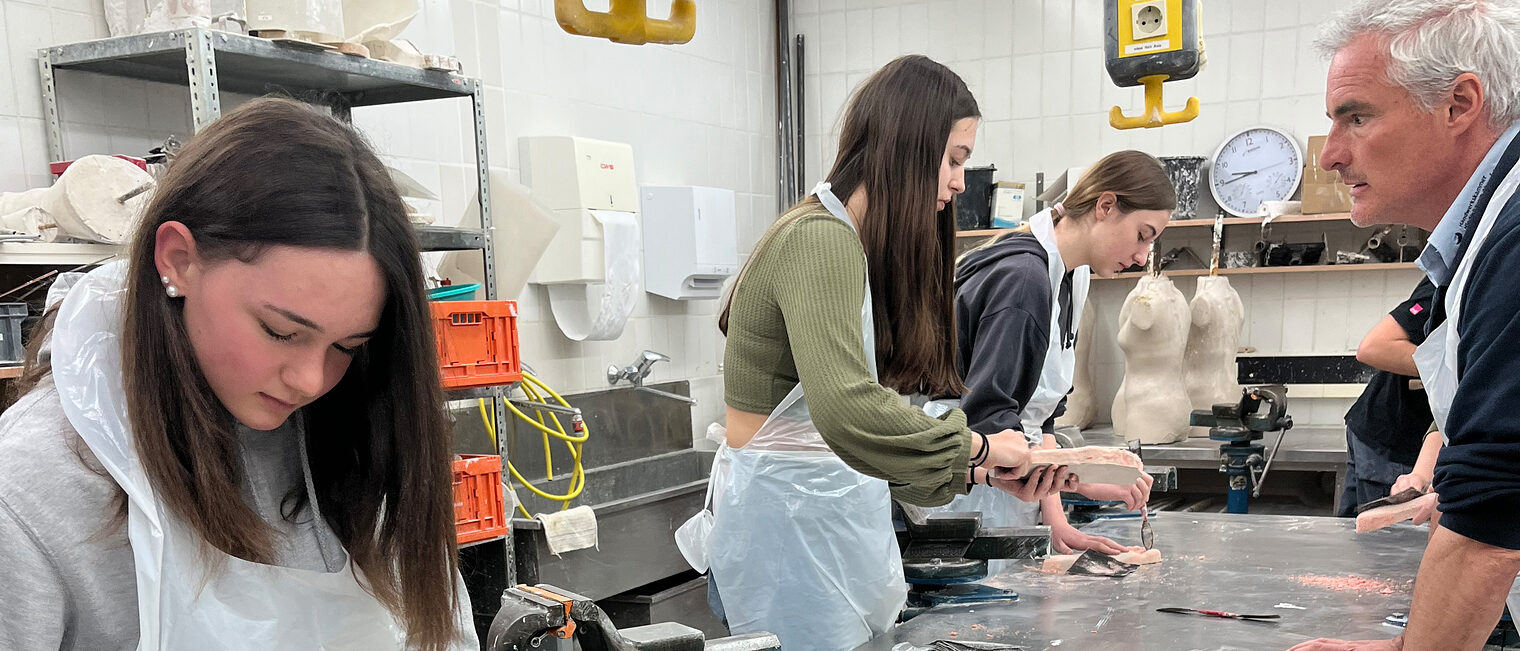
[0,241,120,266]
[39,29,474,143]
[445,385,506,401]
[37,28,495,259]
[416,225,488,251]
[36,28,513,570]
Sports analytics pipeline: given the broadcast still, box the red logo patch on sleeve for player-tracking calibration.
[1410,304,1424,315]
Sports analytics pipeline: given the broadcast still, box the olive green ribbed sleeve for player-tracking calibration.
[723,210,975,506]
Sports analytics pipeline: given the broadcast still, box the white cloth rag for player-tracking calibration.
[535,505,599,556]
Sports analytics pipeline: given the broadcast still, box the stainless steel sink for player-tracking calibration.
[464,380,710,601]
[512,447,712,600]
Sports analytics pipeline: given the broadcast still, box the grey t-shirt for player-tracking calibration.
[0,379,343,649]
[234,409,346,573]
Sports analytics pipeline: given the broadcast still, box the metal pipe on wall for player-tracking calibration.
[774,0,798,212]
[794,34,806,195]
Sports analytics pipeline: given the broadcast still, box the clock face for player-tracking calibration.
[1208,126,1304,217]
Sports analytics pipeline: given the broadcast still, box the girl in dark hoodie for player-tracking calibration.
[934,150,1176,556]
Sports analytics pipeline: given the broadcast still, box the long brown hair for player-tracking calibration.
[723,55,978,396]
[112,98,460,649]
[1056,150,1174,221]
[973,150,1175,251]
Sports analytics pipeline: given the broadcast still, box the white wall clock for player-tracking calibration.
[1208,126,1304,217]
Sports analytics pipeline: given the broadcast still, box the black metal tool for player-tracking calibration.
[895,503,1052,564]
[1189,386,1294,514]
[1157,607,1281,622]
[485,584,780,651]
[894,503,1051,619]
[1356,487,1426,514]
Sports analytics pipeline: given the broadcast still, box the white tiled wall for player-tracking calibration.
[0,0,778,442]
[797,0,1405,426]
[797,0,1345,185]
[0,0,1420,434]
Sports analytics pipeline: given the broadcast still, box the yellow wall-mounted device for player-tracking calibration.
[1105,0,1205,129]
[555,0,696,45]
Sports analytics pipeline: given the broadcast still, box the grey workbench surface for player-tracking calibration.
[858,512,1427,651]
[1080,425,1347,472]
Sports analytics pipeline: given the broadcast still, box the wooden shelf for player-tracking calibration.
[954,213,1361,239]
[0,366,22,380]
[1096,261,1419,280]
[1161,212,1359,228]
[956,228,1011,238]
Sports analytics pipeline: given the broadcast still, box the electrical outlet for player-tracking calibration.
[1132,0,1168,39]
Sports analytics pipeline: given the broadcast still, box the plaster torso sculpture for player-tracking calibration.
[1055,300,1099,430]
[1185,276,1245,437]
[1113,274,1192,444]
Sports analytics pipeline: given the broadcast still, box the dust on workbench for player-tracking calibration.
[1293,574,1411,595]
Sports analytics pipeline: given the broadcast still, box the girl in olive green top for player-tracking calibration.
[694,55,1071,651]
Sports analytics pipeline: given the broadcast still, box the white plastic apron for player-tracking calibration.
[51,262,476,650]
[1021,209,1090,433]
[926,209,1089,546]
[680,183,905,651]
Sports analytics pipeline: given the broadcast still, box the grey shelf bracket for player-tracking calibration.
[186,29,221,132]
[39,53,63,163]
[468,79,508,485]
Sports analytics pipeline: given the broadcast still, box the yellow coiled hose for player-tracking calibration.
[477,371,588,518]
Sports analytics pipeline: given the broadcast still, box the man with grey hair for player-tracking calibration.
[1292,1,1520,650]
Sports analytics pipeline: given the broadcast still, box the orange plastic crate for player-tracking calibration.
[454,454,509,545]
[431,300,522,389]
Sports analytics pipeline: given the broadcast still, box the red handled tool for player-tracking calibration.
[1157,607,1280,622]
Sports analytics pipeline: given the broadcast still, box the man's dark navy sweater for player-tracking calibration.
[1432,130,1520,551]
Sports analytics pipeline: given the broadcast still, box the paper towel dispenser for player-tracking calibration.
[640,186,738,300]
[521,136,643,341]
[521,136,639,285]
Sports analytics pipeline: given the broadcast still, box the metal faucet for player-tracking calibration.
[608,350,669,387]
[607,350,697,405]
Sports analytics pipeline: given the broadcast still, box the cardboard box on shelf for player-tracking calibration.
[991,181,1032,228]
[1302,135,1354,215]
